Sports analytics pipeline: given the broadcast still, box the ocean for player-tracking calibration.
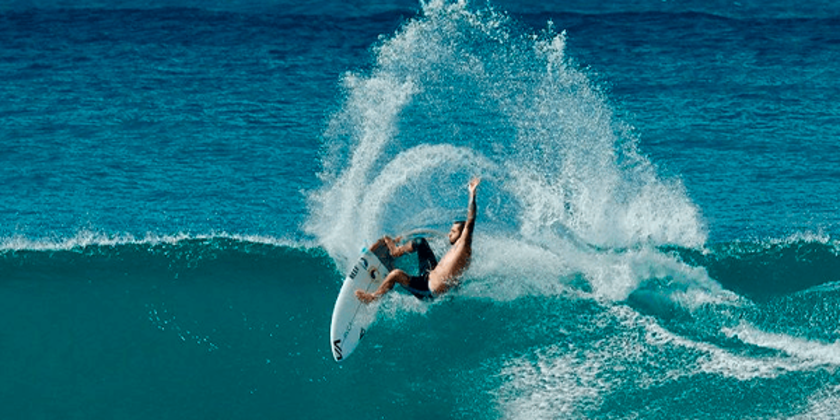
[2,0,839,418]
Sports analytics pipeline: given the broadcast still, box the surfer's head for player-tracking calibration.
[449,220,466,244]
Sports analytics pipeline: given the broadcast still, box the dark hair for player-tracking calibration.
[453,220,466,226]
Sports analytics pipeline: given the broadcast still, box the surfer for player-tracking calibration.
[356,177,480,303]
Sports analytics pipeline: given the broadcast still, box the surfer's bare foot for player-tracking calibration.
[355,290,376,304]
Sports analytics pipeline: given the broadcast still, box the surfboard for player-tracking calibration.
[330,246,393,362]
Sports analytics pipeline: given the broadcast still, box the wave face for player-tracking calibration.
[2,234,839,419]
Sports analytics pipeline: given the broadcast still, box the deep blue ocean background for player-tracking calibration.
[2,0,840,418]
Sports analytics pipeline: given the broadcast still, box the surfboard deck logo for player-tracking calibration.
[332,339,343,361]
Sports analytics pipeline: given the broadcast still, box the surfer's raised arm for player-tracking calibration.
[462,177,480,245]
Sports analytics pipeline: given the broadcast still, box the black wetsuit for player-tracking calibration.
[403,238,438,300]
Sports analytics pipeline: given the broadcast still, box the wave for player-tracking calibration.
[2,230,838,418]
[3,230,837,300]
[672,234,840,299]
[0,231,332,288]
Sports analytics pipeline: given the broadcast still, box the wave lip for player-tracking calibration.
[0,230,303,252]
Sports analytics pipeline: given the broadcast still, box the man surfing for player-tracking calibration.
[356,177,480,303]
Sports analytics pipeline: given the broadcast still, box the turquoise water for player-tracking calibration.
[2,1,839,418]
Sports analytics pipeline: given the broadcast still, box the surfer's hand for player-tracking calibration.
[468,177,480,193]
[355,290,376,304]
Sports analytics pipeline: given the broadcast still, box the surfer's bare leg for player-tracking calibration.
[355,269,410,304]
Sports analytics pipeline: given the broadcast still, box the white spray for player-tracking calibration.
[306,0,709,300]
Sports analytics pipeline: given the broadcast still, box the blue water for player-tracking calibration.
[2,1,840,418]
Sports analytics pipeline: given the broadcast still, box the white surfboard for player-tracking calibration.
[330,247,393,362]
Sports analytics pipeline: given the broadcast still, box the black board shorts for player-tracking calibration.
[405,273,435,300]
[402,238,438,300]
